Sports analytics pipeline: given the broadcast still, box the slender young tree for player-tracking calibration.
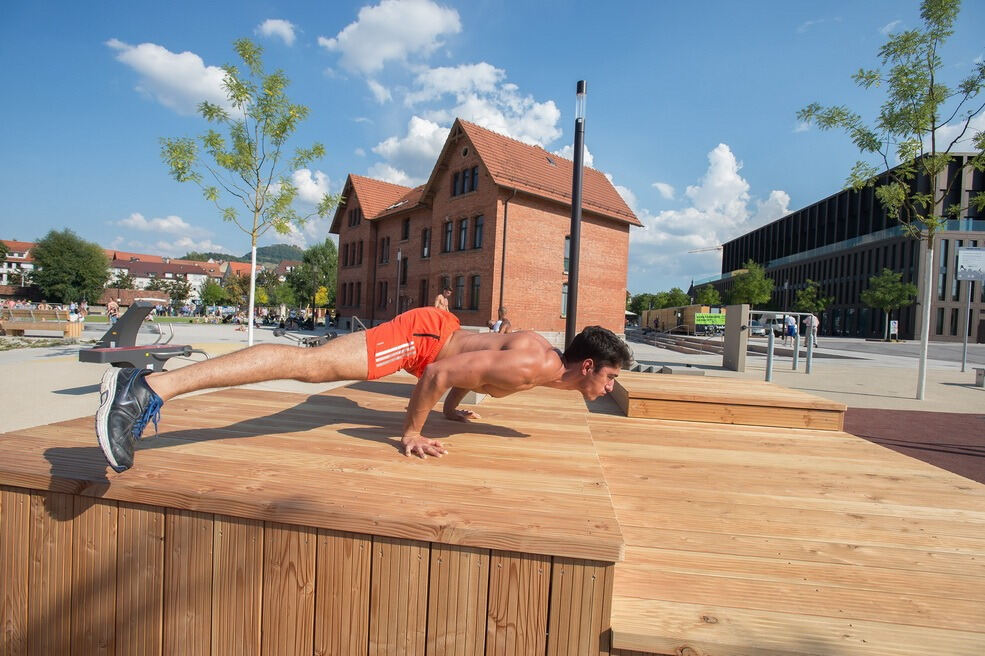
[861,268,919,341]
[728,260,774,308]
[161,38,338,345]
[793,279,834,314]
[694,285,722,306]
[798,0,984,398]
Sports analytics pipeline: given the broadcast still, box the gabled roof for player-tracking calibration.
[429,119,641,226]
[105,249,165,263]
[1,240,36,257]
[375,185,425,219]
[110,260,209,276]
[329,174,417,233]
[225,261,259,277]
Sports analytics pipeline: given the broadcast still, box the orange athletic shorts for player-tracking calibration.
[365,307,461,379]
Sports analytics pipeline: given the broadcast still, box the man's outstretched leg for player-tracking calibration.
[96,331,369,472]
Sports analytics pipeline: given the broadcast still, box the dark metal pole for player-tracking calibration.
[565,80,587,348]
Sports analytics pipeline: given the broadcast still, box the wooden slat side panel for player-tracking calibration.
[28,491,74,656]
[212,515,262,656]
[547,558,614,656]
[314,529,371,656]
[163,509,213,656]
[485,551,550,656]
[626,399,843,431]
[72,496,118,656]
[427,543,490,656]
[116,502,165,656]
[1,486,30,656]
[261,521,316,656]
[369,536,429,656]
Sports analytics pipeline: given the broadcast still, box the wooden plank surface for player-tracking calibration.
[589,408,985,655]
[261,521,316,656]
[163,509,213,656]
[546,558,613,656]
[71,496,118,656]
[212,515,262,656]
[314,529,372,656]
[369,536,429,656]
[116,501,164,656]
[0,377,623,562]
[427,543,489,656]
[485,550,551,656]
[28,492,73,656]
[1,486,30,656]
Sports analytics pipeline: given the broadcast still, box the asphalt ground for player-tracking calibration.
[3,321,983,485]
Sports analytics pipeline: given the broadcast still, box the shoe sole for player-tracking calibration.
[95,368,126,473]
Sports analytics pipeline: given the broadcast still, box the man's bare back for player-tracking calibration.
[435,330,563,397]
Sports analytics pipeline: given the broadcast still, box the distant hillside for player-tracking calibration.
[180,244,304,266]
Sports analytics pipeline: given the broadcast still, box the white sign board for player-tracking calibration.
[889,320,899,338]
[956,247,985,281]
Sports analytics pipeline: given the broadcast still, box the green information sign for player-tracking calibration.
[694,313,726,326]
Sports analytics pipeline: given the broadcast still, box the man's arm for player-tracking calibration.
[442,387,481,422]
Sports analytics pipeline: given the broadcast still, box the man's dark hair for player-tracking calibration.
[563,326,632,370]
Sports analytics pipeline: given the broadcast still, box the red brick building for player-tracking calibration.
[329,119,641,337]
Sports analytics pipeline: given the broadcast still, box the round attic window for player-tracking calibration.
[462,147,469,157]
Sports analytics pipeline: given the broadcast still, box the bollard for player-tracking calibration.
[766,329,775,382]
[805,330,814,374]
[791,327,800,371]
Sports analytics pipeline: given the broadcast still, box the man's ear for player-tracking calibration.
[580,358,595,375]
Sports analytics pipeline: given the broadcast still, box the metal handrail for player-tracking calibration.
[350,315,368,332]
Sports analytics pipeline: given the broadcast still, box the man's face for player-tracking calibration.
[443,290,452,298]
[579,363,620,400]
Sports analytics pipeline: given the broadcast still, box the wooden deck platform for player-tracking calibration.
[2,371,983,654]
[611,371,847,431]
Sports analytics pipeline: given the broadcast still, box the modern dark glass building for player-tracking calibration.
[704,154,985,342]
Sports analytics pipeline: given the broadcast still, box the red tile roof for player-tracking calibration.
[1,240,36,256]
[375,185,425,219]
[105,250,165,263]
[454,119,640,226]
[349,174,416,218]
[226,261,259,277]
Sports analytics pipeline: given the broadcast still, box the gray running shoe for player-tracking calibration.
[95,368,163,472]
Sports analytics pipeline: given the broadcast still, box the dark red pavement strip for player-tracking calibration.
[843,408,985,485]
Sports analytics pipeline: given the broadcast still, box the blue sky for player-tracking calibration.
[1,0,982,294]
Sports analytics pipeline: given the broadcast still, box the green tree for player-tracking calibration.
[30,229,110,304]
[223,273,251,306]
[314,286,329,307]
[164,279,193,306]
[728,260,774,307]
[798,0,984,398]
[694,285,721,306]
[666,287,691,308]
[0,241,7,265]
[793,279,834,313]
[144,278,169,292]
[199,280,227,306]
[861,268,919,341]
[287,239,338,310]
[628,293,660,316]
[269,281,297,308]
[109,271,137,289]
[161,38,339,345]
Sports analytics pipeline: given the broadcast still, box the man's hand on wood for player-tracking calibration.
[444,408,481,423]
[401,434,447,459]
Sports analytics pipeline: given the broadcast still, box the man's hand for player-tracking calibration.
[444,408,482,422]
[402,434,447,459]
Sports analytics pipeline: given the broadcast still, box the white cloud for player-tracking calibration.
[422,87,561,146]
[626,144,790,292]
[355,147,366,157]
[291,169,331,204]
[796,17,841,34]
[555,143,594,168]
[793,121,810,133]
[367,79,392,103]
[652,182,675,200]
[933,111,985,152]
[404,62,504,106]
[257,19,297,46]
[106,39,232,115]
[117,212,212,238]
[879,19,901,36]
[318,0,461,75]
[371,116,450,184]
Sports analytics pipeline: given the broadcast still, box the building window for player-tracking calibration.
[935,307,944,335]
[454,276,465,309]
[341,283,348,307]
[357,241,363,265]
[473,215,484,249]
[950,308,959,336]
[379,236,390,264]
[458,219,468,251]
[451,166,479,197]
[561,283,568,318]
[378,281,388,309]
[355,282,361,307]
[462,168,471,195]
[443,221,453,252]
[421,228,431,258]
[470,275,480,310]
[400,257,408,285]
[419,278,429,307]
[451,172,459,197]
[401,218,410,241]
[471,166,479,192]
[348,208,362,227]
[440,275,451,294]
[564,236,571,273]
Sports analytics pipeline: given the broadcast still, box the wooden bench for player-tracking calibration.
[0,307,83,338]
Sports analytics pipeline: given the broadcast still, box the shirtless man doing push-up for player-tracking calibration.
[96,306,631,472]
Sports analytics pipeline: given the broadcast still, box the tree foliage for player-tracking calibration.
[287,238,338,309]
[728,260,774,307]
[199,280,227,306]
[793,279,834,313]
[109,271,137,289]
[0,241,7,264]
[30,229,110,304]
[797,0,983,396]
[694,285,722,306]
[161,38,340,342]
[861,268,919,339]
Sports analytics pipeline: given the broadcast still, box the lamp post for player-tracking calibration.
[564,80,587,348]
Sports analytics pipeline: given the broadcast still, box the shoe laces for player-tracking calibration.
[133,393,163,441]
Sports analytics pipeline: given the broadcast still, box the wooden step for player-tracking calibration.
[611,371,846,430]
